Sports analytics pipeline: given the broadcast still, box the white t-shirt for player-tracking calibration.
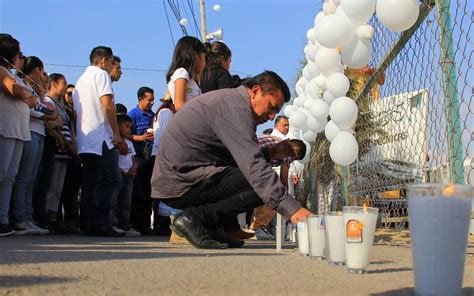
[119,139,136,173]
[167,68,201,101]
[270,128,297,177]
[73,66,114,156]
[151,108,174,157]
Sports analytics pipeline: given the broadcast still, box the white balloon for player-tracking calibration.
[330,131,358,166]
[332,0,341,4]
[302,129,318,142]
[315,14,355,49]
[341,0,376,26]
[213,4,221,11]
[376,0,420,32]
[303,97,315,110]
[310,99,330,120]
[299,141,312,164]
[283,105,297,117]
[179,18,188,26]
[329,96,358,130]
[295,77,308,96]
[323,90,337,105]
[323,1,338,15]
[315,74,327,90]
[325,120,341,142]
[306,61,319,78]
[357,25,374,39]
[341,36,372,69]
[305,78,321,100]
[293,95,306,107]
[307,115,327,133]
[306,42,318,62]
[289,110,308,130]
[314,48,342,76]
[314,11,325,27]
[326,72,350,97]
[302,65,313,81]
[307,28,316,42]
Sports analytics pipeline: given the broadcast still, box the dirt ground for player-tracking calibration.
[0,231,473,296]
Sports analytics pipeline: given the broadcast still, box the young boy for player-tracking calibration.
[114,114,141,236]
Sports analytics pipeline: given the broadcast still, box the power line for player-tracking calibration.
[163,0,175,46]
[45,63,167,72]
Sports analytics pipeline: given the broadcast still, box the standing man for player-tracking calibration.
[73,46,127,237]
[128,87,155,234]
[271,116,289,139]
[110,55,122,83]
[151,71,312,249]
[271,115,298,185]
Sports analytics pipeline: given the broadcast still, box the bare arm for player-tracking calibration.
[173,78,188,111]
[0,67,36,107]
[101,94,127,154]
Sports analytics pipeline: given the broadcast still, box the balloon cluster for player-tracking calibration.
[285,0,420,171]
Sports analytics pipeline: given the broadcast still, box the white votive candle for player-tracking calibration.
[308,215,326,259]
[297,219,309,256]
[408,184,473,296]
[343,206,379,273]
[325,212,345,265]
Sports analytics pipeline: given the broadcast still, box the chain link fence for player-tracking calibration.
[298,0,472,229]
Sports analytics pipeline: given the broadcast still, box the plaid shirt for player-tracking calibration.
[258,135,291,167]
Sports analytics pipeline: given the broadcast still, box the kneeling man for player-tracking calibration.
[151,71,312,249]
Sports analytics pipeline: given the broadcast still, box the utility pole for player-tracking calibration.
[199,0,207,43]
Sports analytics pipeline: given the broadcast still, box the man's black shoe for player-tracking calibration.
[214,227,245,248]
[89,225,125,237]
[171,212,228,249]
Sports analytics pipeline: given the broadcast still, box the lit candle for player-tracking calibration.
[325,211,345,265]
[308,215,326,259]
[343,205,379,273]
[408,183,473,296]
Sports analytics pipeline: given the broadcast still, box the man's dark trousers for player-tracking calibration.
[130,156,154,233]
[79,142,121,230]
[162,167,264,229]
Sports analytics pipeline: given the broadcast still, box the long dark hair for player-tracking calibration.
[203,41,231,80]
[166,36,206,83]
[20,56,43,77]
[0,34,20,68]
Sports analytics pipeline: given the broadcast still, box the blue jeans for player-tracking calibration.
[11,131,44,223]
[79,142,121,229]
[113,174,134,230]
[0,136,24,224]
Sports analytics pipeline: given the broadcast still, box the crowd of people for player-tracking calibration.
[0,33,311,249]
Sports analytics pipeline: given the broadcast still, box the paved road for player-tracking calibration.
[0,234,473,295]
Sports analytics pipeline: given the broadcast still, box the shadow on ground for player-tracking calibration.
[0,275,76,288]
[371,287,474,296]
[0,235,287,265]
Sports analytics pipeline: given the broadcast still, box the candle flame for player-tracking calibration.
[337,211,343,216]
[363,203,368,213]
[442,183,455,196]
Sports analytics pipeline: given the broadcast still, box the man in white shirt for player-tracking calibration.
[73,46,127,237]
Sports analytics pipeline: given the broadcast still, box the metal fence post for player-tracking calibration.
[435,0,465,184]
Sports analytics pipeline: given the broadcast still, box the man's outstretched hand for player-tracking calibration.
[290,208,313,224]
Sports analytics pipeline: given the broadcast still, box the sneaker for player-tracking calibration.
[253,228,276,241]
[124,228,141,237]
[27,221,49,235]
[89,225,125,237]
[112,226,125,234]
[0,224,14,237]
[14,222,39,235]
